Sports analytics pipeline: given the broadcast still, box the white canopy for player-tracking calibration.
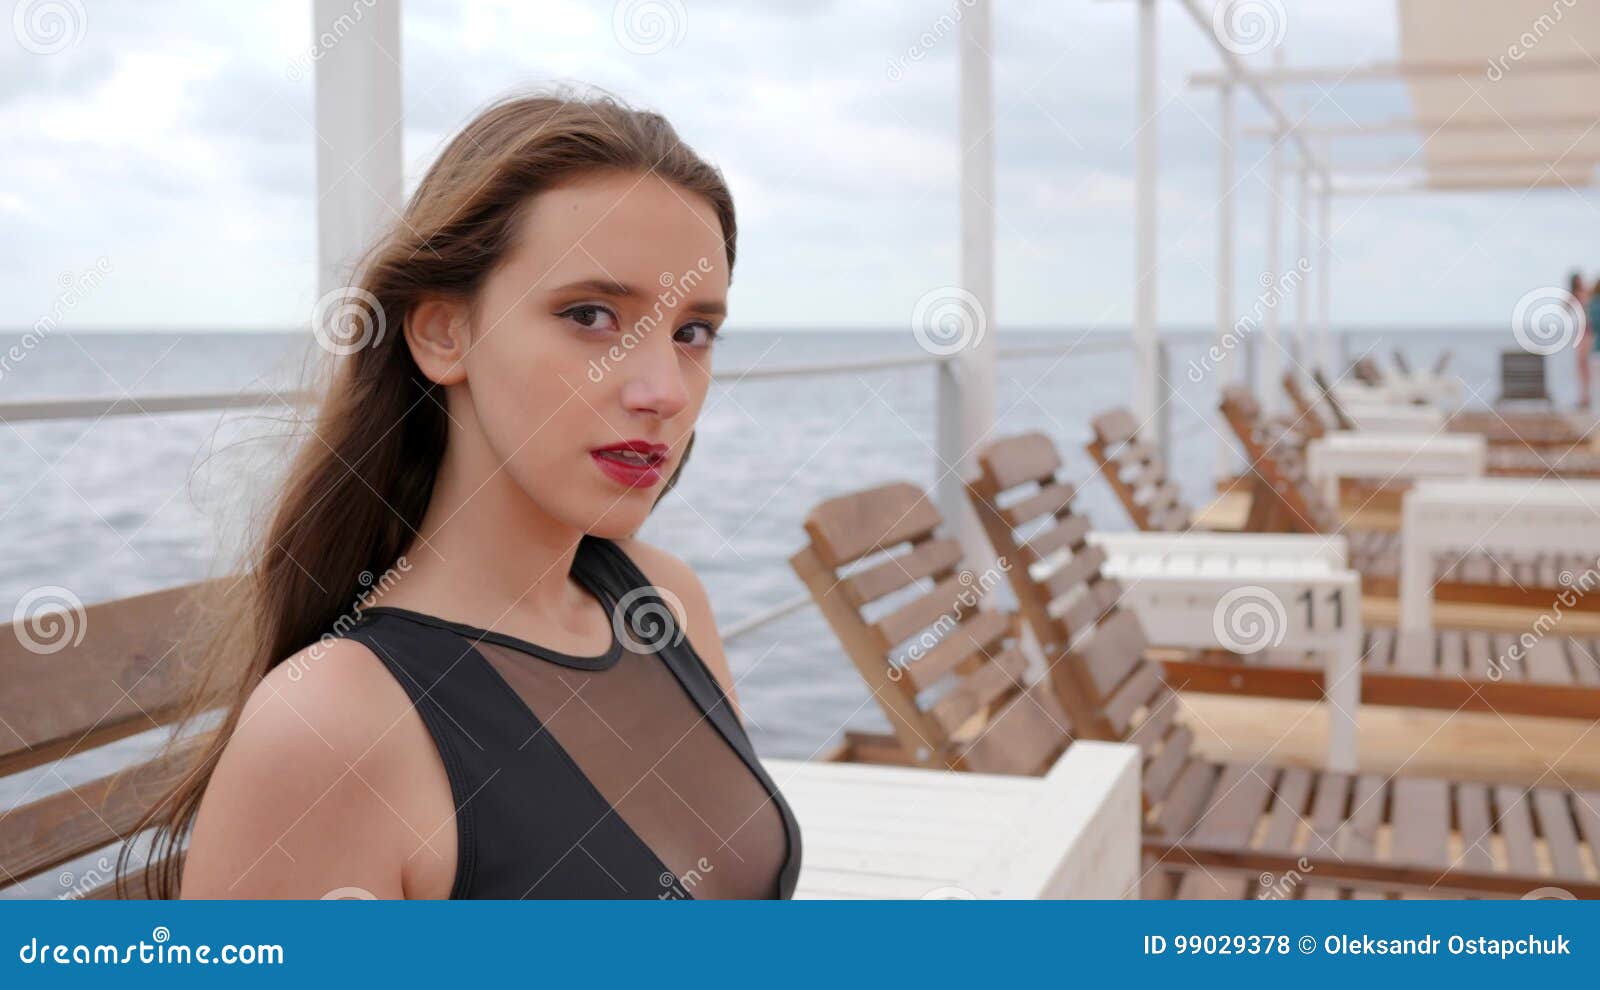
[1398,0,1600,189]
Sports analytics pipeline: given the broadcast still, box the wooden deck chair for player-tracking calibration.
[1350,356,1385,387]
[1,583,210,899]
[1315,370,1600,478]
[1499,351,1552,406]
[1448,408,1588,448]
[1309,369,1358,430]
[1217,386,1341,535]
[1085,408,1194,533]
[975,430,1600,721]
[1281,372,1331,439]
[962,439,1600,898]
[801,475,1600,898]
[1219,386,1600,608]
[788,482,1075,773]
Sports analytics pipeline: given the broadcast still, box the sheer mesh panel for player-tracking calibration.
[473,640,786,899]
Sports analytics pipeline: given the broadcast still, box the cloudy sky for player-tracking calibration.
[3,0,1597,333]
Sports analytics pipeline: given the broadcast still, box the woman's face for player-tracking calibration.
[452,170,729,538]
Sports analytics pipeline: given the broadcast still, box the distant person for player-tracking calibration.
[1572,271,1591,409]
[1589,273,1600,412]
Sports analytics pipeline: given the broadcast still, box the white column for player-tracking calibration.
[313,0,404,298]
[1260,128,1283,415]
[1317,158,1333,374]
[1215,79,1236,478]
[1133,0,1160,430]
[1295,158,1312,370]
[937,0,996,575]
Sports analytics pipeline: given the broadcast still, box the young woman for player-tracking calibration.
[1571,271,1591,409]
[124,93,801,899]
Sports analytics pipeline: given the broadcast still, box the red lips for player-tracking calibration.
[589,440,669,489]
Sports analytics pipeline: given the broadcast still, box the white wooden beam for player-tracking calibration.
[1133,0,1159,430]
[313,0,404,298]
[1193,54,1600,87]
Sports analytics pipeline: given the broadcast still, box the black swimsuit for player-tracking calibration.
[341,535,802,899]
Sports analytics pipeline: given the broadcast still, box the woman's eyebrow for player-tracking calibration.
[549,277,726,317]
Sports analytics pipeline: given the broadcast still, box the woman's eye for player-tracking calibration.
[674,322,718,348]
[560,305,618,332]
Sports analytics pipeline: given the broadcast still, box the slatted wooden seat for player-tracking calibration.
[1313,370,1600,469]
[1085,408,1193,532]
[1499,351,1552,406]
[960,437,1600,897]
[806,473,1600,895]
[1282,372,1332,439]
[1,583,208,899]
[788,482,1074,773]
[1448,409,1589,448]
[974,431,1600,722]
[1219,386,1600,609]
[1218,386,1341,534]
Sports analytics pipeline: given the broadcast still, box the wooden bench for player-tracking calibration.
[992,430,1600,722]
[2,582,209,899]
[798,470,1600,898]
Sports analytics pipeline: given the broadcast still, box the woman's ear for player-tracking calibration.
[404,298,471,386]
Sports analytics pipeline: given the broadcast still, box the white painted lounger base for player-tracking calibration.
[1083,532,1362,773]
[771,742,1141,899]
[1399,478,1600,631]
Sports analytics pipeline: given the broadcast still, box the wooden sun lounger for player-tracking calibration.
[1306,370,1600,475]
[1072,419,1600,717]
[793,476,1600,899]
[1217,386,1600,611]
[1,583,207,899]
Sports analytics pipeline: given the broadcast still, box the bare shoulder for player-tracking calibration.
[181,637,441,898]
[613,537,741,714]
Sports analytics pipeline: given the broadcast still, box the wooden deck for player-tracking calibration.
[769,742,1141,899]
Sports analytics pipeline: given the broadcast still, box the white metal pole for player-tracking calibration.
[1215,80,1236,478]
[1133,0,1160,433]
[1317,157,1333,374]
[1258,45,1286,415]
[1261,130,1283,415]
[313,0,404,298]
[1294,157,1312,369]
[937,0,996,575]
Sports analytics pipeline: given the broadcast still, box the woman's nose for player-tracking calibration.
[619,342,691,419]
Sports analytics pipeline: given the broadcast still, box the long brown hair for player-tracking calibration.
[120,89,736,898]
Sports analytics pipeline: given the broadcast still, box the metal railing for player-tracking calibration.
[1,333,1156,646]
